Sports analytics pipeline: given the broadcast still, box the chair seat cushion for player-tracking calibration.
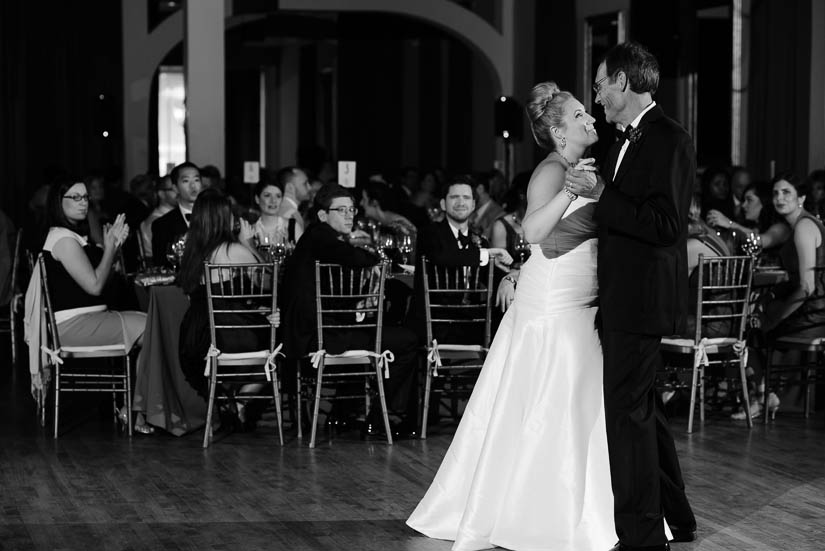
[660,337,739,354]
[61,344,128,357]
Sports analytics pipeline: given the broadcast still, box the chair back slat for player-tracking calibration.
[420,256,494,348]
[203,261,279,351]
[314,262,388,352]
[694,255,754,343]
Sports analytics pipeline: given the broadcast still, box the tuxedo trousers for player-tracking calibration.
[601,330,696,547]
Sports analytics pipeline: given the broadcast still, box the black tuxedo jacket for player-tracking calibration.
[282,222,380,359]
[151,207,188,268]
[594,104,695,336]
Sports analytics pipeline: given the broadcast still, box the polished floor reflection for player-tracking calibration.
[1,359,823,551]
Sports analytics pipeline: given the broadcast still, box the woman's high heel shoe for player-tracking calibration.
[731,400,763,420]
[766,392,780,420]
[118,406,155,434]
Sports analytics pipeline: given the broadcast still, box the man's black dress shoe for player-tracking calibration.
[668,524,697,543]
[608,542,670,551]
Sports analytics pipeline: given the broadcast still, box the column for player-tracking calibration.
[184,0,225,172]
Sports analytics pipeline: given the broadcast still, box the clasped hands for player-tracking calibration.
[564,158,603,200]
[103,213,130,251]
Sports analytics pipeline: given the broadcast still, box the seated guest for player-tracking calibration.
[803,169,825,221]
[282,184,419,437]
[275,166,312,238]
[705,181,790,254]
[700,166,736,250]
[490,175,529,264]
[412,176,512,341]
[469,173,505,240]
[685,194,733,338]
[761,173,825,339]
[40,178,145,350]
[360,180,417,244]
[139,175,178,261]
[36,179,148,431]
[252,177,300,247]
[177,189,279,430]
[151,162,202,268]
[730,165,751,222]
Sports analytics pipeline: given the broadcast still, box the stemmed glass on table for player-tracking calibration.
[513,234,531,268]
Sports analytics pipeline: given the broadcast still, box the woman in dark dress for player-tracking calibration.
[762,173,825,338]
[177,189,279,429]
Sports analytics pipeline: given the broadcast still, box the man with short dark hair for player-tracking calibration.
[151,161,201,267]
[566,41,697,551]
[282,184,419,438]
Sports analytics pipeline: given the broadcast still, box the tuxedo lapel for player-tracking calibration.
[613,140,642,186]
[611,105,663,187]
[604,144,621,185]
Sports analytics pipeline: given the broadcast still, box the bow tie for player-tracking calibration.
[457,232,471,249]
[617,124,642,143]
[183,212,191,223]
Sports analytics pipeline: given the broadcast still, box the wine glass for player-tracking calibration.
[167,237,186,271]
[398,234,413,265]
[271,235,287,260]
[514,234,531,267]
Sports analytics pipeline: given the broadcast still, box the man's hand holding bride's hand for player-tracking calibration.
[565,159,603,200]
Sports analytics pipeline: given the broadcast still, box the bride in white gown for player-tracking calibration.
[407,82,616,551]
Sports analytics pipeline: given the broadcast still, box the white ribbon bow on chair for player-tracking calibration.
[693,338,710,370]
[693,338,749,371]
[309,349,395,378]
[264,343,284,382]
[427,339,442,377]
[41,345,64,366]
[203,344,221,376]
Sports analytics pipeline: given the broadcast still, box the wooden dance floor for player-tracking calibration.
[1,364,823,551]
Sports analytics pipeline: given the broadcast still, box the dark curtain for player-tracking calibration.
[0,0,122,227]
[747,0,812,180]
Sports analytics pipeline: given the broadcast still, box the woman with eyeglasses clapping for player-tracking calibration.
[38,177,147,370]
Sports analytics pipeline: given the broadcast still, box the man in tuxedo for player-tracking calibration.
[282,184,419,437]
[151,162,202,268]
[566,42,696,551]
[412,176,512,343]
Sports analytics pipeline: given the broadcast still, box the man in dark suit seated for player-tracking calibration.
[151,161,202,268]
[282,184,419,438]
[412,175,513,344]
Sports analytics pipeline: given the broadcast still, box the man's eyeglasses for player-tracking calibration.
[592,75,610,95]
[63,194,90,203]
[328,206,357,215]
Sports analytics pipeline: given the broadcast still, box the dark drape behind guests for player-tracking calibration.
[0,0,123,227]
[747,0,812,180]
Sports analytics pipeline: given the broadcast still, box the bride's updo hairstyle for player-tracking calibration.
[526,81,573,152]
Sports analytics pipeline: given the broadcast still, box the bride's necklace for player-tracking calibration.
[560,152,579,167]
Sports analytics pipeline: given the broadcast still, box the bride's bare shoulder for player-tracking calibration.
[528,154,566,194]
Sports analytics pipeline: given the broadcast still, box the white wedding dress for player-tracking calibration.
[407,197,616,551]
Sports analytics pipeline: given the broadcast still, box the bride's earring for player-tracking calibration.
[560,136,567,150]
